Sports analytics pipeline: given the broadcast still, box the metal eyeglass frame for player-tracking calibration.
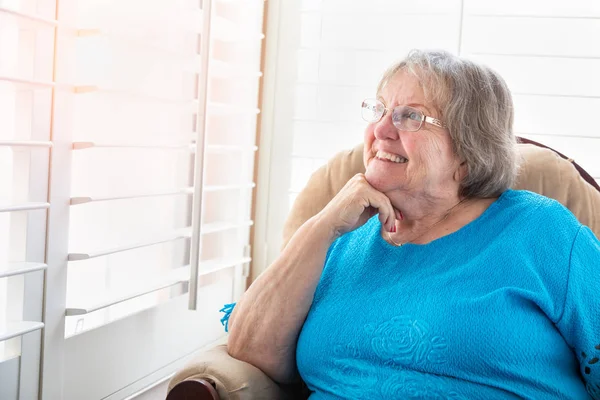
[361,98,446,132]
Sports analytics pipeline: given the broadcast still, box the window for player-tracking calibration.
[0,0,265,398]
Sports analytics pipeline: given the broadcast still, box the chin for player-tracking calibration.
[364,168,397,193]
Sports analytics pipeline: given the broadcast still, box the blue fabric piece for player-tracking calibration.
[220,303,236,333]
[296,190,600,399]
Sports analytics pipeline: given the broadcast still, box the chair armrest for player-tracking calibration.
[167,344,301,400]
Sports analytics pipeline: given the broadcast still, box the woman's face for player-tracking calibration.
[363,70,463,201]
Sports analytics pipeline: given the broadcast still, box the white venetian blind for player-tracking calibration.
[64,0,200,334]
[61,0,263,335]
[0,0,54,397]
[0,0,265,398]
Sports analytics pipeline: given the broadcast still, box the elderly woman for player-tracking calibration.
[225,50,600,399]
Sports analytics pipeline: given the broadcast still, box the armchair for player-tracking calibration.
[167,139,600,400]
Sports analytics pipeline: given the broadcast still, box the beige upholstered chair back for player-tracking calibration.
[283,142,600,247]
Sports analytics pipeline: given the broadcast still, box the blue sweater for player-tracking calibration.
[296,190,600,399]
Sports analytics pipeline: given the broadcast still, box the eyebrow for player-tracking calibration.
[377,97,434,116]
[407,103,433,115]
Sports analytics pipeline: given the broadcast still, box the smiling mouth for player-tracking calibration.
[375,150,408,164]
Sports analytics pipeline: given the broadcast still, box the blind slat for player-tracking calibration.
[70,188,194,205]
[74,86,198,106]
[65,266,189,316]
[211,16,264,42]
[204,183,255,192]
[0,262,47,279]
[73,142,257,153]
[0,76,55,88]
[77,29,202,64]
[68,221,253,261]
[209,102,261,114]
[67,229,192,261]
[70,184,254,205]
[204,144,258,153]
[211,60,263,78]
[72,142,192,151]
[0,6,58,26]
[0,202,50,213]
[65,256,250,316]
[201,220,253,235]
[0,321,44,342]
[199,256,251,276]
[0,141,53,148]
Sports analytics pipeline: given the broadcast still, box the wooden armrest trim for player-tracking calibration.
[166,378,220,400]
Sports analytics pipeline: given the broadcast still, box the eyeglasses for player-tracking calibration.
[361,98,446,132]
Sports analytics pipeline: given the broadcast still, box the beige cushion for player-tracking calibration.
[168,344,295,400]
[283,143,600,247]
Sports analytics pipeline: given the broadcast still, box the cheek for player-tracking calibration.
[363,126,375,162]
[364,125,375,144]
[423,140,460,175]
[408,138,454,175]
[415,135,451,162]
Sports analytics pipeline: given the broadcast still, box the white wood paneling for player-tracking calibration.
[293,84,318,120]
[462,17,600,57]
[290,158,316,192]
[321,0,461,15]
[464,0,600,18]
[297,49,320,82]
[299,12,321,48]
[294,83,372,124]
[319,13,459,51]
[512,95,600,138]
[468,55,600,98]
[318,51,409,88]
[292,121,364,159]
[460,9,600,191]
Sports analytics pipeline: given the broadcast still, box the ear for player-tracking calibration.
[454,162,468,182]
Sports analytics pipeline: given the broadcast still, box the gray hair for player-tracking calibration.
[377,49,518,198]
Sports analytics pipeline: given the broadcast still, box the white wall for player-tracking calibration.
[254,0,600,276]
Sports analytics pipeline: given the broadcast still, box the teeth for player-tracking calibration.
[376,150,408,163]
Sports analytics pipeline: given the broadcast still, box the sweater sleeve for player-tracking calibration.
[556,226,600,399]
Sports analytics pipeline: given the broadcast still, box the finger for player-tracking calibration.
[394,208,403,221]
[377,191,396,231]
[355,179,395,231]
[367,192,394,232]
[354,174,395,231]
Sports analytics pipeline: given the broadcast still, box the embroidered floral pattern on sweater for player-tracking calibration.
[329,342,377,399]
[380,371,468,399]
[365,315,448,366]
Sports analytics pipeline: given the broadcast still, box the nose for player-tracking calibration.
[373,112,399,141]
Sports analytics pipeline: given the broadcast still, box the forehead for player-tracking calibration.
[378,70,428,109]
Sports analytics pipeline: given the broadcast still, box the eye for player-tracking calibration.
[404,111,421,121]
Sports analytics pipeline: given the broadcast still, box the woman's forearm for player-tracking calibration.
[227,214,336,383]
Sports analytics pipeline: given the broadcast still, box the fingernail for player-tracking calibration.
[390,225,396,233]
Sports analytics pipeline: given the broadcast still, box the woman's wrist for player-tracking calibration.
[310,212,342,243]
